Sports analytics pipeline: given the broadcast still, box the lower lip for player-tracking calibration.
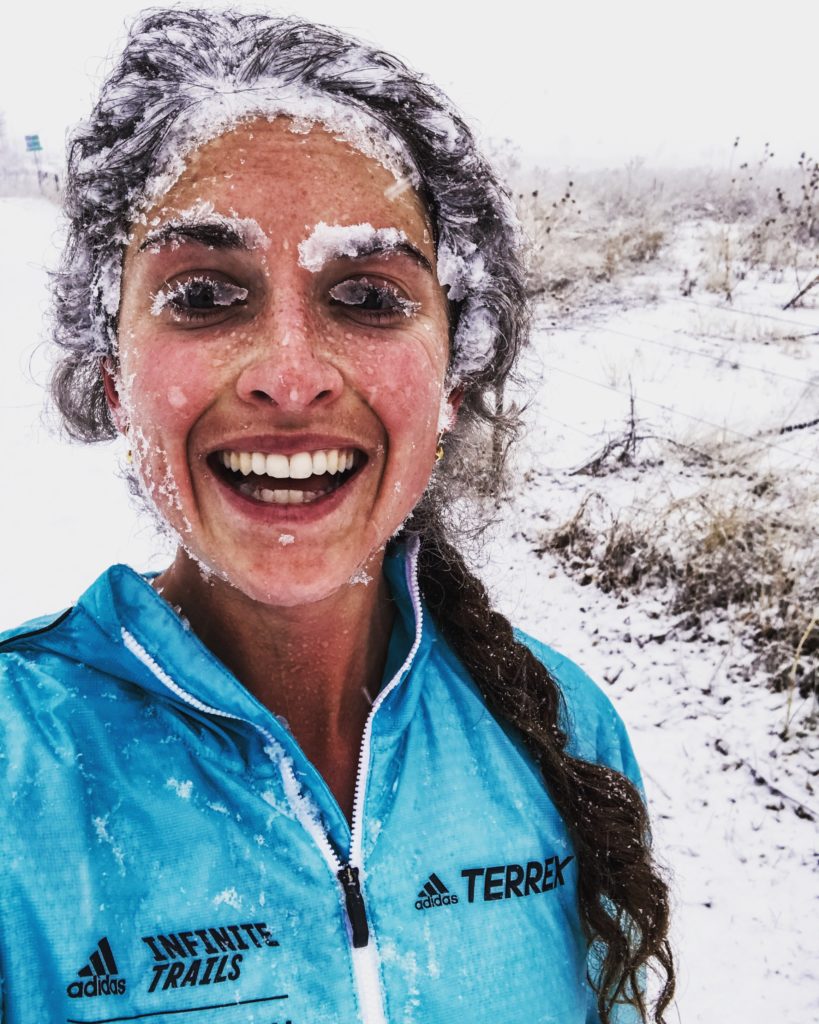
[208,462,366,525]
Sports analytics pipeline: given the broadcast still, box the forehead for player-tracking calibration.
[134,117,433,251]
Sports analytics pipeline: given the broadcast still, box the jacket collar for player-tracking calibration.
[74,537,432,741]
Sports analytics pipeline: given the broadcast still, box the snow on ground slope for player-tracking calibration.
[1,196,817,1021]
[479,223,818,1021]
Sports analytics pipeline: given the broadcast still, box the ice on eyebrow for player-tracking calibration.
[143,199,271,252]
[151,277,249,316]
[297,222,409,273]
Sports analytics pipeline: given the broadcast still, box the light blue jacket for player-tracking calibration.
[0,542,643,1023]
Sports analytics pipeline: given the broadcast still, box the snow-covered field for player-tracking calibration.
[1,194,817,1022]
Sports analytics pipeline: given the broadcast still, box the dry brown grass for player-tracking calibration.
[535,453,818,710]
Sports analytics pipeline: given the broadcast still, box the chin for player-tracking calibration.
[236,577,364,609]
[213,553,376,609]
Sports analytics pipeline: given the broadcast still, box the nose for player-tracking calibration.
[235,327,345,412]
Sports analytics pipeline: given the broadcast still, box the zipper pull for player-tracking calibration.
[338,864,369,948]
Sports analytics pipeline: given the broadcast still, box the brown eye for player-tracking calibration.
[329,278,420,323]
[186,280,219,309]
[152,276,249,321]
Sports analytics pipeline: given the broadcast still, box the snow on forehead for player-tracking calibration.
[297,222,409,273]
[131,82,421,220]
[84,70,507,378]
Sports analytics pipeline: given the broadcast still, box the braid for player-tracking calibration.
[416,531,675,1024]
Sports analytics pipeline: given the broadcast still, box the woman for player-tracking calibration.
[0,9,674,1023]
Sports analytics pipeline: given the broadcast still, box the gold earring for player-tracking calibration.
[126,449,133,464]
[435,434,445,462]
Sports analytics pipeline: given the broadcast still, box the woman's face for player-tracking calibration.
[110,117,454,607]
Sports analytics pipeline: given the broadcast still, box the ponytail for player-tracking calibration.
[416,531,675,1024]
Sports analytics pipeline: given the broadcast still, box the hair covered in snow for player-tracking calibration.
[50,5,528,506]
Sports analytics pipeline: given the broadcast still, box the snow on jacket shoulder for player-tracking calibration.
[0,543,643,1024]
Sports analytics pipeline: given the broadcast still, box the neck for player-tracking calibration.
[153,547,397,723]
[150,547,398,819]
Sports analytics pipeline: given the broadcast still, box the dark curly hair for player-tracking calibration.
[49,9,674,1021]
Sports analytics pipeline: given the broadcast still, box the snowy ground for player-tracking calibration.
[482,222,819,1020]
[2,195,817,1022]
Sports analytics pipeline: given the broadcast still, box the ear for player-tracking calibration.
[101,357,129,434]
[446,384,465,419]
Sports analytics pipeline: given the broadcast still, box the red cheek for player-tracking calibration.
[124,345,220,423]
[350,342,443,417]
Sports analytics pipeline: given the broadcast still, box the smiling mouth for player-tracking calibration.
[209,446,364,505]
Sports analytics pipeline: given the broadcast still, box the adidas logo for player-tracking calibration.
[66,937,127,998]
[414,872,459,910]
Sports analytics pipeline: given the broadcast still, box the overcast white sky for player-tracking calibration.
[1,0,816,171]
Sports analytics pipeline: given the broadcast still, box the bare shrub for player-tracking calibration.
[670,497,798,617]
[701,228,736,301]
[603,222,665,278]
[535,452,818,708]
[505,163,668,313]
[535,491,677,595]
[697,143,819,288]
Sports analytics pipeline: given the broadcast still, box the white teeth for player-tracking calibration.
[218,446,359,481]
[236,477,340,504]
[266,453,289,478]
[289,452,313,479]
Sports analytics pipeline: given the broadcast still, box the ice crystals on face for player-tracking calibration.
[329,279,419,318]
[151,277,248,317]
[298,221,409,273]
[143,199,271,251]
[138,89,420,225]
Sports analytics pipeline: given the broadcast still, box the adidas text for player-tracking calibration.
[67,937,126,999]
[415,892,459,910]
[67,976,126,999]
[414,872,458,911]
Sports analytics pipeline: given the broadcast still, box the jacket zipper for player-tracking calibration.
[338,865,369,948]
[121,536,424,1024]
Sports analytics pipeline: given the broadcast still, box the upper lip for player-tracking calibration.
[203,433,371,458]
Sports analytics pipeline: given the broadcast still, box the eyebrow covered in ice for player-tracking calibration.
[139,200,271,255]
[297,222,431,274]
